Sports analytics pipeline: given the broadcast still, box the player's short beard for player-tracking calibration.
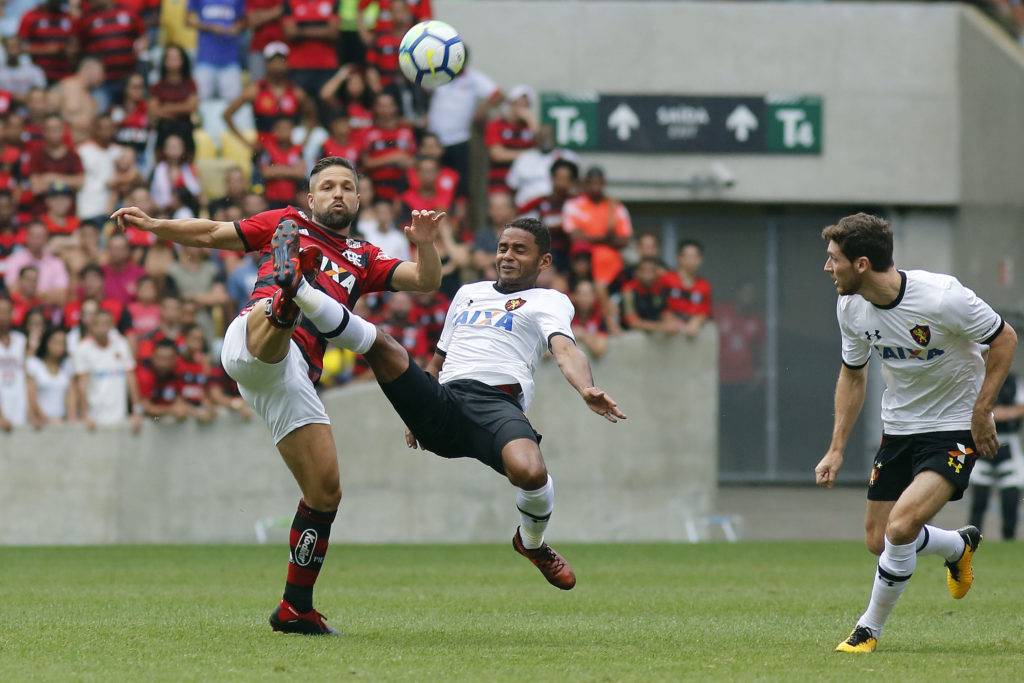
[314,206,355,232]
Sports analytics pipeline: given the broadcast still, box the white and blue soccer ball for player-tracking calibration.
[398,20,466,89]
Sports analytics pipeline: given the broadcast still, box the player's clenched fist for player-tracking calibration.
[814,450,843,488]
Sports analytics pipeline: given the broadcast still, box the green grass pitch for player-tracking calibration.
[1,542,1022,681]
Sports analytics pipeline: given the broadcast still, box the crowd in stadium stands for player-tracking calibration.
[0,0,715,433]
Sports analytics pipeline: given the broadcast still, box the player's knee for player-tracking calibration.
[885,515,921,546]
[315,483,342,511]
[865,532,884,556]
[506,454,547,489]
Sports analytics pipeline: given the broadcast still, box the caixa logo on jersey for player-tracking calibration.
[874,345,945,361]
[293,529,318,567]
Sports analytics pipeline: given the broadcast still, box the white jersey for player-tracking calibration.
[0,331,28,426]
[26,356,73,420]
[838,270,1003,435]
[437,281,575,412]
[72,333,135,425]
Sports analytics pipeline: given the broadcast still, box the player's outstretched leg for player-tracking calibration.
[289,278,378,354]
[504,439,575,590]
[944,526,981,599]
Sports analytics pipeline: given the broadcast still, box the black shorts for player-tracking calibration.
[867,430,977,502]
[378,361,540,476]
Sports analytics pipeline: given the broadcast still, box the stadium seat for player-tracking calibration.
[220,129,257,174]
[196,157,246,199]
[193,129,219,161]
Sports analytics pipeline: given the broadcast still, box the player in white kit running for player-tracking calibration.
[292,217,627,589]
[814,213,1017,653]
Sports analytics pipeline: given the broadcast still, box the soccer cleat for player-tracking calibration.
[512,528,576,590]
[835,625,877,653]
[946,525,982,599]
[266,219,322,328]
[269,599,342,636]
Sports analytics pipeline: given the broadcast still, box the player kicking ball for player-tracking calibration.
[296,217,626,588]
[113,157,447,635]
[815,213,1017,653]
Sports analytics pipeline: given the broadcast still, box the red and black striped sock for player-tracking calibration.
[283,499,337,614]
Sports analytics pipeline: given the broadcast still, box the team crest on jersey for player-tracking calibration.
[505,298,526,311]
[341,249,365,267]
[909,324,930,346]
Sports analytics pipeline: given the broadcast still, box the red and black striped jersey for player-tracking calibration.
[18,9,75,82]
[519,193,570,256]
[366,33,401,87]
[253,79,302,147]
[362,125,415,201]
[235,206,404,381]
[484,119,534,193]
[282,0,339,70]
[76,7,145,83]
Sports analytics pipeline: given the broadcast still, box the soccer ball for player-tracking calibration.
[398,20,466,89]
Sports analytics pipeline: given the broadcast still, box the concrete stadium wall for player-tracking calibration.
[0,331,717,545]
[435,0,966,204]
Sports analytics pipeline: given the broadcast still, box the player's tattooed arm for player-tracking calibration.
[549,335,626,423]
[110,207,246,251]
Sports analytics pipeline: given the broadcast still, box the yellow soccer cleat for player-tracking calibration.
[835,626,877,653]
[945,525,982,599]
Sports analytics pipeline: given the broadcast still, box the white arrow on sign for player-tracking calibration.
[725,105,758,142]
[607,103,640,141]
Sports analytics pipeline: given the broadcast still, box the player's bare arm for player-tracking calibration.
[549,334,626,423]
[391,210,446,292]
[815,363,868,488]
[111,207,246,251]
[971,322,1018,459]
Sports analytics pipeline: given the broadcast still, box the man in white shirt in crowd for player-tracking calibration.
[0,296,28,430]
[815,213,1017,654]
[76,114,125,224]
[72,307,142,433]
[506,124,580,211]
[426,47,502,199]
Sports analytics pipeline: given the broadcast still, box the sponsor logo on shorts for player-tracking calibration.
[869,462,881,486]
[505,297,526,311]
[910,324,931,346]
[947,443,974,474]
[294,529,318,567]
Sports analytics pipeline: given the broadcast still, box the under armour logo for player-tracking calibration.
[865,330,881,342]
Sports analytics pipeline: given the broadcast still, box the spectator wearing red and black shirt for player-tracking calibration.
[357,0,431,42]
[18,0,76,84]
[409,289,448,353]
[484,85,537,195]
[26,114,83,211]
[111,73,151,166]
[400,156,453,215]
[76,0,146,110]
[362,92,416,202]
[136,338,188,420]
[365,0,414,92]
[659,239,712,339]
[259,118,306,209]
[377,291,430,367]
[519,157,578,275]
[570,279,609,359]
[136,295,186,364]
[178,323,216,421]
[0,190,24,262]
[246,0,286,79]
[62,264,133,335]
[150,45,199,155]
[224,43,317,154]
[282,0,340,117]
[620,257,676,334]
[40,182,79,236]
[320,115,363,166]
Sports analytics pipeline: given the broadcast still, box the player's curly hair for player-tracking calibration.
[309,157,360,191]
[821,213,893,272]
[506,217,551,255]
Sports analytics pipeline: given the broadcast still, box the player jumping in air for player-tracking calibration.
[112,157,446,635]
[273,216,626,588]
[814,213,1017,653]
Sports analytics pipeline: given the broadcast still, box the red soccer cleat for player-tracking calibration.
[269,599,342,636]
[266,219,322,328]
[513,528,576,590]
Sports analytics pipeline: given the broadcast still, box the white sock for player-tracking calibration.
[914,525,966,563]
[516,475,554,550]
[857,536,916,637]
[293,279,377,354]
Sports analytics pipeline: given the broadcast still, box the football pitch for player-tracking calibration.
[1,542,1021,681]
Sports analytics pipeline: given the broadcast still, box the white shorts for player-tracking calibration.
[221,309,330,444]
